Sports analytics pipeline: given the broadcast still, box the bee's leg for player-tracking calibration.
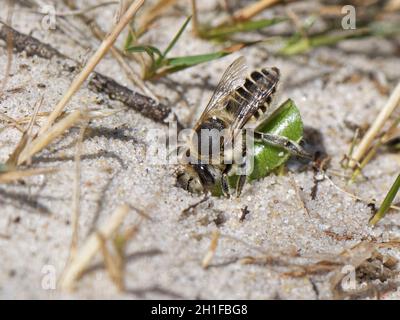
[235,130,249,197]
[221,164,232,198]
[235,175,246,197]
[221,173,230,197]
[254,132,312,159]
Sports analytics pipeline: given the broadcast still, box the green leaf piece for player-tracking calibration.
[162,16,192,58]
[279,29,369,56]
[248,99,304,181]
[166,51,229,67]
[125,45,163,60]
[124,30,136,51]
[211,99,304,197]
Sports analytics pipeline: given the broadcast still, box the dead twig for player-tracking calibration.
[89,73,173,125]
[0,22,67,60]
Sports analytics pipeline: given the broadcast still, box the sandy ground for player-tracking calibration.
[0,1,400,299]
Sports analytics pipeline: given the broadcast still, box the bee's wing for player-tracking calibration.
[195,56,247,126]
[230,67,280,133]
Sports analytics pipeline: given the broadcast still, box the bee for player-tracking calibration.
[177,56,310,197]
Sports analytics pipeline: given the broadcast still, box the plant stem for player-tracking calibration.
[349,81,400,168]
[369,174,400,226]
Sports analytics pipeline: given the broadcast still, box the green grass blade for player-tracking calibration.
[369,21,400,37]
[369,174,400,226]
[154,51,229,78]
[166,51,228,67]
[124,30,137,51]
[279,29,369,56]
[162,16,192,58]
[151,44,245,79]
[125,45,163,62]
[203,17,286,39]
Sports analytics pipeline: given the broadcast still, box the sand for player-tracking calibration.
[0,0,399,299]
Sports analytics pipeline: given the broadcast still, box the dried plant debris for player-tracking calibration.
[241,241,399,299]
[330,242,399,299]
[60,204,131,291]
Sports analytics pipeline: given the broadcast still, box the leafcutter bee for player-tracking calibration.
[177,56,310,197]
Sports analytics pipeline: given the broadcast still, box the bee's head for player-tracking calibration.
[176,165,204,194]
[177,163,220,194]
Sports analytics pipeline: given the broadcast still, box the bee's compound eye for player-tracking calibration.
[176,171,189,189]
[176,171,203,194]
[188,178,203,194]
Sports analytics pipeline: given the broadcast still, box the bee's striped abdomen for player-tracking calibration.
[226,67,280,121]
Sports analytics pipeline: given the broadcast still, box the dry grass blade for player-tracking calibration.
[7,96,43,167]
[325,175,400,211]
[6,133,29,167]
[350,118,400,182]
[97,232,125,291]
[52,1,119,17]
[349,81,400,168]
[385,0,400,11]
[202,230,220,269]
[60,204,130,291]
[63,0,157,101]
[17,109,83,165]
[282,260,340,277]
[0,113,25,132]
[191,0,200,36]
[37,0,144,136]
[231,0,281,22]
[137,0,177,35]
[69,123,87,260]
[289,173,310,217]
[0,167,58,184]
